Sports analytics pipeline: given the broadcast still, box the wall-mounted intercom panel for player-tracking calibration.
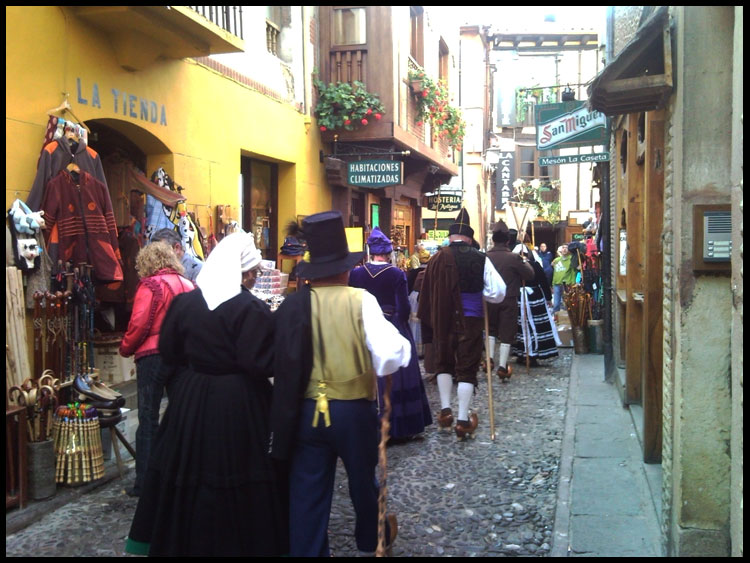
[693,204,732,272]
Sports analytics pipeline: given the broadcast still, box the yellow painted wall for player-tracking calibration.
[6,6,329,247]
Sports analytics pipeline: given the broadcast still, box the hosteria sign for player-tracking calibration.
[347,160,403,188]
[427,191,462,212]
[535,101,608,151]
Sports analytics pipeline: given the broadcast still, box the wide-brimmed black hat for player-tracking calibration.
[296,211,365,280]
[448,208,474,238]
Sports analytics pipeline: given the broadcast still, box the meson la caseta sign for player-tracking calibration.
[535,101,607,151]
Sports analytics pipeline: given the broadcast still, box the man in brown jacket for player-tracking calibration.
[417,209,506,440]
[486,220,535,381]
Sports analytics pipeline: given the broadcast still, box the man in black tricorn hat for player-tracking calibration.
[270,210,409,556]
[417,208,506,440]
[486,220,535,381]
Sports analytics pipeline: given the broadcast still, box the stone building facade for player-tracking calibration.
[593,6,742,557]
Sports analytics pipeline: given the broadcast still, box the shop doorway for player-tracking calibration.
[241,156,278,261]
[85,119,173,332]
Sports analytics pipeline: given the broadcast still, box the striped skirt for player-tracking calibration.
[513,285,560,359]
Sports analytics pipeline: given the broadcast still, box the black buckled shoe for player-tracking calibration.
[437,408,454,432]
[455,413,478,441]
[73,374,114,403]
[84,396,126,411]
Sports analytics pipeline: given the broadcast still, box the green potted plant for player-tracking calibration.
[510,178,561,224]
[407,68,465,151]
[313,78,385,132]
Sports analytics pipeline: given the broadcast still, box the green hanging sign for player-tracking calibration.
[535,101,608,151]
[347,160,403,188]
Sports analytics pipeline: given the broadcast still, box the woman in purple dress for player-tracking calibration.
[349,227,433,440]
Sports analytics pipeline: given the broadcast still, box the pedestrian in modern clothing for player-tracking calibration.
[538,242,554,286]
[406,242,430,293]
[270,211,409,557]
[417,208,506,440]
[349,227,433,441]
[118,241,194,498]
[150,227,204,282]
[513,245,560,366]
[125,231,288,557]
[551,244,576,313]
[486,220,535,382]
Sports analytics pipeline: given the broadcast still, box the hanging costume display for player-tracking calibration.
[41,168,123,283]
[27,132,107,212]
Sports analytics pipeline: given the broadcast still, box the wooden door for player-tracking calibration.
[640,111,664,463]
[624,114,645,405]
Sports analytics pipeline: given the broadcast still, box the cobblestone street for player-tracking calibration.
[330,350,572,557]
[6,350,572,557]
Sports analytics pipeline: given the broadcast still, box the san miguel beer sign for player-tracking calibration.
[535,101,608,151]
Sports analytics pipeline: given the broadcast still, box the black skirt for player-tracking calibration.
[512,286,560,359]
[126,368,288,556]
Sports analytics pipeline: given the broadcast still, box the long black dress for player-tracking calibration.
[126,287,288,557]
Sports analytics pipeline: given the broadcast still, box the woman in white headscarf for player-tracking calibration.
[126,231,288,557]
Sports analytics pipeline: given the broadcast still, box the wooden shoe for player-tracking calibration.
[497,365,513,383]
[479,357,495,372]
[455,413,478,440]
[437,408,454,432]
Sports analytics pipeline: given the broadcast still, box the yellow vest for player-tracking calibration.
[305,286,376,426]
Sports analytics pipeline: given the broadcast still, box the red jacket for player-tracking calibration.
[119,269,195,360]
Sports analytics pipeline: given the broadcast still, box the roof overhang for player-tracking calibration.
[587,6,672,116]
[490,30,600,52]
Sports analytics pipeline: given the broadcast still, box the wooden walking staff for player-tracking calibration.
[483,300,496,441]
[376,374,393,557]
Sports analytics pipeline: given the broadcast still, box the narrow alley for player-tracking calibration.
[6,348,663,557]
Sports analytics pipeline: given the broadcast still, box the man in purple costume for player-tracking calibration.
[349,226,433,440]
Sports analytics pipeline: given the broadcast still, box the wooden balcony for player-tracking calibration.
[318,50,458,179]
[72,6,245,71]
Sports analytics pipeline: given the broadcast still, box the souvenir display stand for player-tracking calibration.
[6,108,214,505]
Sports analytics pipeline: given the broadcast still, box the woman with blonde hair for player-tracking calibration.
[119,241,195,497]
[126,231,288,557]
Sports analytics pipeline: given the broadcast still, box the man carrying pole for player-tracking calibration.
[418,208,507,441]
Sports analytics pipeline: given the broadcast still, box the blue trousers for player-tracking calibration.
[289,398,391,556]
[553,284,566,313]
[134,354,166,494]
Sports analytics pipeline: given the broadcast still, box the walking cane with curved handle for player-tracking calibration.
[376,374,393,557]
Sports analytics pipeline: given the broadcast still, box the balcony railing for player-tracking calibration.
[189,6,243,40]
[329,47,368,85]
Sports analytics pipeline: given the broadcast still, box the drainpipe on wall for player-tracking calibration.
[602,6,615,381]
[459,36,464,200]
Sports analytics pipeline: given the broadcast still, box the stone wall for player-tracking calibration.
[664,6,734,556]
